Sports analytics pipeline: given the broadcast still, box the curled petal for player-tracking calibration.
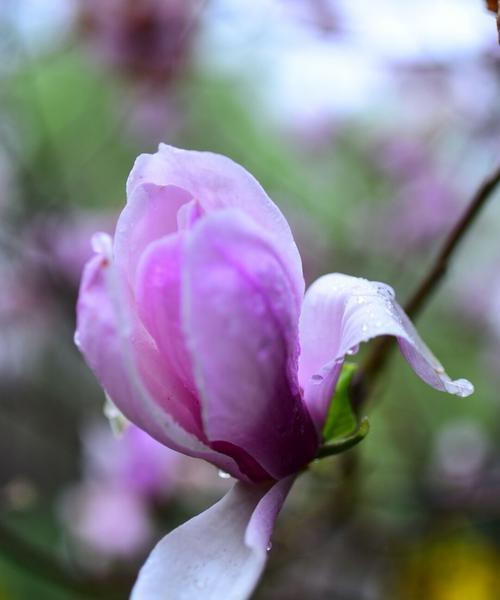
[75,238,248,481]
[126,143,305,309]
[298,273,474,429]
[114,182,192,284]
[183,210,318,481]
[131,477,294,600]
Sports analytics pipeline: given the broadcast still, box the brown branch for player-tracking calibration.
[405,164,500,319]
[351,163,500,410]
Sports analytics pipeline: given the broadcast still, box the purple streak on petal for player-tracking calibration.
[176,199,204,231]
[210,441,272,483]
[245,476,295,550]
[75,240,249,481]
[135,232,198,400]
[182,210,318,481]
[131,478,294,600]
[127,144,305,310]
[299,273,474,430]
[114,182,192,284]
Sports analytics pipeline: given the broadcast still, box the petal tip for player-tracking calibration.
[91,232,113,257]
[444,378,474,398]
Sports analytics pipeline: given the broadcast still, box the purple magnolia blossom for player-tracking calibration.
[75,144,473,599]
[60,423,182,567]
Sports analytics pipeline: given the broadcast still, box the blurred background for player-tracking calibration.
[0,0,499,598]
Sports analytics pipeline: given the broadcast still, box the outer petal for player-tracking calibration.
[126,143,305,309]
[114,182,192,284]
[182,210,318,481]
[75,235,249,481]
[131,477,294,600]
[298,273,474,429]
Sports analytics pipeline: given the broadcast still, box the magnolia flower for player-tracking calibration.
[75,144,473,599]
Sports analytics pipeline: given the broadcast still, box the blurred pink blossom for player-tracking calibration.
[372,137,462,252]
[61,483,153,565]
[30,212,116,287]
[82,422,182,501]
[0,251,52,376]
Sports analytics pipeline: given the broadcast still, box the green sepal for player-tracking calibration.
[322,362,358,442]
[316,418,370,459]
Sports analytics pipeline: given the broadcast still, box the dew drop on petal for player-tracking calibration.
[267,542,273,552]
[444,378,474,398]
[218,470,231,479]
[91,232,112,257]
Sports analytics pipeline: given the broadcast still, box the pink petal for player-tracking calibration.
[135,232,197,397]
[114,182,192,284]
[131,477,295,600]
[126,143,304,309]
[298,273,474,430]
[75,238,249,481]
[182,210,318,481]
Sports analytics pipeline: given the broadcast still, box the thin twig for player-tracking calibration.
[352,163,500,409]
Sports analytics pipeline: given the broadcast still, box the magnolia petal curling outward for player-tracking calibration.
[126,143,305,309]
[75,235,249,481]
[131,477,294,600]
[298,273,473,429]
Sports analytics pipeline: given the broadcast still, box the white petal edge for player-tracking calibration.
[298,273,474,430]
[131,477,294,600]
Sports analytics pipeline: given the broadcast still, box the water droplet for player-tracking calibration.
[266,542,273,552]
[361,324,368,333]
[74,331,81,348]
[218,470,231,479]
[91,232,112,256]
[444,378,474,398]
[312,373,324,382]
[346,344,360,356]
